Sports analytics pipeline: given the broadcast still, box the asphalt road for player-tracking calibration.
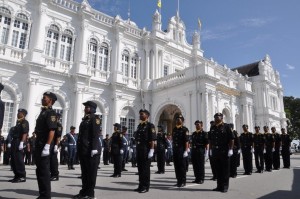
[0,154,299,199]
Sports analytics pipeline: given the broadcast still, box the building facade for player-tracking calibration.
[0,0,287,138]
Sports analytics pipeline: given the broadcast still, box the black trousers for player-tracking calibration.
[103,149,110,164]
[212,149,230,190]
[264,148,273,171]
[273,148,280,169]
[112,154,122,175]
[79,154,100,197]
[136,147,151,189]
[282,147,290,168]
[35,147,51,199]
[254,148,264,172]
[191,148,205,181]
[11,139,26,178]
[173,148,186,185]
[122,149,128,169]
[242,148,253,173]
[230,151,239,177]
[31,149,36,165]
[50,148,59,177]
[156,149,166,172]
[209,155,217,179]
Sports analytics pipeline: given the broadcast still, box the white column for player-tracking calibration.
[12,102,20,127]
[7,17,15,46]
[137,57,141,87]
[204,91,209,130]
[26,78,38,132]
[145,50,150,79]
[79,22,88,64]
[74,88,83,127]
[211,92,216,116]
[62,109,69,136]
[249,105,253,130]
[102,113,108,135]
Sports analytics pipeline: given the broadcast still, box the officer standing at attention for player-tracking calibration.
[73,101,101,199]
[229,123,240,178]
[209,113,234,193]
[191,120,208,184]
[281,128,291,168]
[66,126,78,170]
[35,92,58,199]
[103,134,110,165]
[0,83,4,133]
[134,109,155,193]
[263,126,275,172]
[9,108,29,183]
[271,127,281,170]
[253,126,265,173]
[240,124,254,175]
[172,114,189,188]
[208,121,217,181]
[110,123,123,178]
[50,113,62,181]
[155,125,167,174]
[130,134,137,167]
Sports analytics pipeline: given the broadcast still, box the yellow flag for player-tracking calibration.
[157,0,161,8]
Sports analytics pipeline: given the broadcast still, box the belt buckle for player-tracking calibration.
[215,146,219,149]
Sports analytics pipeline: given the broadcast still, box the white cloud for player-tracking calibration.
[282,74,288,78]
[240,17,274,28]
[286,64,295,70]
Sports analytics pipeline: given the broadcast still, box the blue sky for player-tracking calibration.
[77,0,300,97]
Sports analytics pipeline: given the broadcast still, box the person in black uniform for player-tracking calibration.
[281,128,291,169]
[253,126,265,173]
[0,83,5,133]
[110,123,123,178]
[172,114,189,188]
[35,92,58,199]
[271,127,281,170]
[103,134,110,165]
[73,101,101,199]
[263,126,275,172]
[59,135,68,165]
[30,132,37,165]
[134,109,155,193]
[191,120,208,184]
[96,123,103,170]
[130,134,137,167]
[0,130,5,161]
[155,125,167,174]
[240,124,254,175]
[4,128,13,165]
[209,113,234,193]
[229,123,240,178]
[9,108,29,183]
[208,120,217,181]
[50,113,62,181]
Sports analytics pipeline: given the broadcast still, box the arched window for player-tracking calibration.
[11,13,29,49]
[131,54,138,79]
[88,38,97,70]
[121,50,129,77]
[120,107,135,138]
[60,29,73,61]
[1,89,15,135]
[99,42,108,71]
[0,7,11,44]
[45,24,59,57]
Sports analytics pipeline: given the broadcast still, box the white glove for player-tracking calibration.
[238,149,241,154]
[183,150,188,158]
[65,147,68,152]
[19,141,24,151]
[41,144,50,157]
[187,148,190,153]
[251,148,254,153]
[209,149,212,156]
[228,149,233,157]
[130,148,133,153]
[7,143,11,148]
[280,147,282,151]
[148,149,154,159]
[263,149,266,154]
[272,148,275,152]
[120,149,124,154]
[205,150,209,158]
[91,150,98,157]
[54,145,58,153]
[165,149,167,153]
[127,146,130,151]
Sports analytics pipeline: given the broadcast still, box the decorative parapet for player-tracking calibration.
[51,0,80,12]
[0,44,27,61]
[93,12,114,26]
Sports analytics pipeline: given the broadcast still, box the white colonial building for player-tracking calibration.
[0,0,287,138]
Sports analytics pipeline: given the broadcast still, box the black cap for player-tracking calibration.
[0,83,4,92]
[263,126,269,129]
[214,113,223,118]
[106,134,109,137]
[18,108,27,116]
[43,92,57,102]
[113,123,121,130]
[139,109,150,116]
[228,123,234,129]
[281,127,285,130]
[242,124,248,128]
[70,126,76,130]
[176,114,184,121]
[194,120,202,125]
[56,113,62,117]
[210,120,215,124]
[83,101,97,109]
[122,126,127,131]
[255,126,260,129]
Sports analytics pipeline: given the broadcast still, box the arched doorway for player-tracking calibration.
[222,108,231,123]
[119,106,136,138]
[157,104,182,134]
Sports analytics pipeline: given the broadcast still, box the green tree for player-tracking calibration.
[284,96,300,139]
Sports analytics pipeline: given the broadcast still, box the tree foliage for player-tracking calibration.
[284,96,300,139]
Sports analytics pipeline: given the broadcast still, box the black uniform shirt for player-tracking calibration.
[0,99,4,130]
[172,125,189,149]
[135,122,155,149]
[110,131,123,155]
[77,114,101,155]
[240,132,254,148]
[191,130,208,149]
[208,123,234,150]
[264,133,274,149]
[232,130,241,151]
[281,134,291,148]
[35,108,57,144]
[13,119,29,140]
[156,131,167,151]
[253,133,265,149]
[273,133,281,149]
